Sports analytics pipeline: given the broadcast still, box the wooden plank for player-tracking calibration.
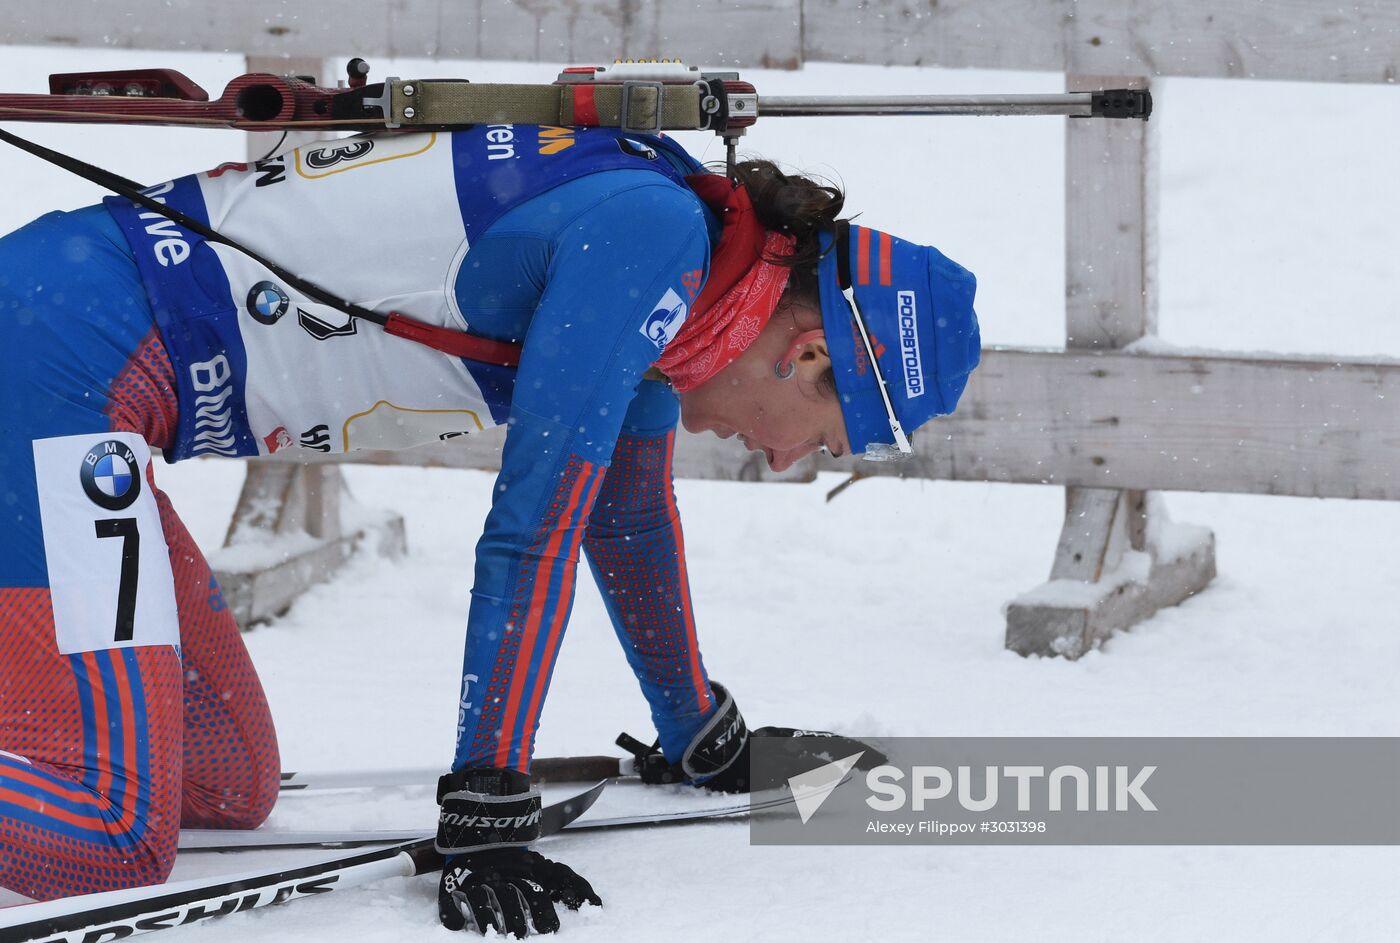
[1033,68,1193,657]
[803,0,1400,84]
[5,0,802,70]
[868,348,1400,501]
[255,423,815,484]
[10,1,1398,83]
[1048,488,1128,582]
[224,463,299,546]
[275,349,1400,501]
[1066,74,1155,348]
[1067,0,1400,84]
[466,0,804,68]
[803,0,1067,73]
[1005,531,1215,658]
[299,465,343,541]
[213,516,406,627]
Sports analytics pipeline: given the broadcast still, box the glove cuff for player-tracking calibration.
[680,681,748,782]
[435,766,541,855]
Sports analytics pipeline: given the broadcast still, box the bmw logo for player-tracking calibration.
[80,440,142,511]
[247,281,289,325]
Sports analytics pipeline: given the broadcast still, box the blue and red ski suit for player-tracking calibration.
[0,125,720,899]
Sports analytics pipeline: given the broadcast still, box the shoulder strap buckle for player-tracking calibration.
[620,81,664,135]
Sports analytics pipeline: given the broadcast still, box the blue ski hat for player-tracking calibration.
[816,222,980,457]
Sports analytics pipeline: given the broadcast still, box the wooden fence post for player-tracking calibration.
[1004,75,1216,658]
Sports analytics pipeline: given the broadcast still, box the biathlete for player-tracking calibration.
[0,124,979,934]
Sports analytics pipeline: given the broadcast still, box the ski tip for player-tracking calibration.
[543,779,607,835]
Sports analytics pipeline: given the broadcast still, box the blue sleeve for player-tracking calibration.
[453,181,711,773]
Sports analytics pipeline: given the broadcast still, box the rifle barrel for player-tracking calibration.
[757,93,1097,118]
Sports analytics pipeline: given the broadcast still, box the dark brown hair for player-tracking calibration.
[728,159,845,274]
[726,159,845,398]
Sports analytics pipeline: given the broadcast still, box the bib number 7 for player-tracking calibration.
[32,433,179,654]
[94,517,140,642]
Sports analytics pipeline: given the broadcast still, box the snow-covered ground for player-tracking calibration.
[3,45,1400,942]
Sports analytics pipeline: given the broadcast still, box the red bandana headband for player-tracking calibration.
[655,175,797,393]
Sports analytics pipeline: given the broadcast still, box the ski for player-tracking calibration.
[0,781,604,943]
[178,788,802,852]
[278,754,633,792]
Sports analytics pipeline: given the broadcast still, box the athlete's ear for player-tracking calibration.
[792,330,830,384]
[796,331,829,362]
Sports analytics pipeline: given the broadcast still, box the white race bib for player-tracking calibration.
[31,432,179,654]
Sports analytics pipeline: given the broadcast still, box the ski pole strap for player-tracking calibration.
[435,768,543,854]
[371,80,706,134]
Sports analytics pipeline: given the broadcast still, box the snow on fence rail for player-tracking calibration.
[14,3,1396,656]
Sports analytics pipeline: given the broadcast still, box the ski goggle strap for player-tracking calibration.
[833,221,914,461]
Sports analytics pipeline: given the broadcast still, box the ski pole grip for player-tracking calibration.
[384,311,522,366]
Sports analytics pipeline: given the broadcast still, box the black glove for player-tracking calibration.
[439,848,601,937]
[435,767,601,936]
[617,681,887,794]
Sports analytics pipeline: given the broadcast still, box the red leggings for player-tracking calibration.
[0,484,280,900]
[0,332,279,900]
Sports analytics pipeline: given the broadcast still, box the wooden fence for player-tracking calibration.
[10,1,1396,654]
[10,1,1399,84]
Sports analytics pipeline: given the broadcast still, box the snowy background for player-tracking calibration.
[3,46,1400,942]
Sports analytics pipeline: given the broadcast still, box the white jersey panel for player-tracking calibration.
[193,132,492,454]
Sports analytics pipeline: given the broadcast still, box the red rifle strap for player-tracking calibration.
[384,312,522,367]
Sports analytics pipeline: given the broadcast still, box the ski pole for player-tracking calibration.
[0,781,605,943]
[0,839,438,943]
